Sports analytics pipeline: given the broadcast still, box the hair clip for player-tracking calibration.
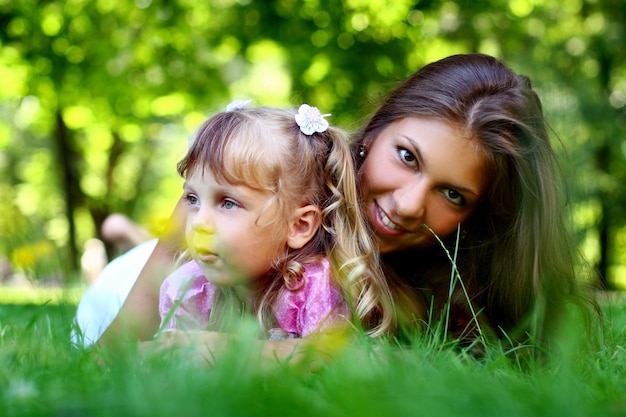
[294,104,330,135]
[225,99,252,112]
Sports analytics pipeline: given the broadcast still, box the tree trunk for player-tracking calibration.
[597,200,610,290]
[54,110,80,277]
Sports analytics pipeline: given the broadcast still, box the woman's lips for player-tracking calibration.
[378,204,403,230]
[372,203,406,237]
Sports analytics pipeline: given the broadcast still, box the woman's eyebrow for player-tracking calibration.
[453,184,480,198]
[402,135,425,167]
[403,135,480,198]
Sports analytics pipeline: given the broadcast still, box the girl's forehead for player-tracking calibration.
[187,161,276,193]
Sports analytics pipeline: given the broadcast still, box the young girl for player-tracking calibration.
[154,102,394,340]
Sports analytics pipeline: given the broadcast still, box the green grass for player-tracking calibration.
[1,291,626,417]
[0,285,85,305]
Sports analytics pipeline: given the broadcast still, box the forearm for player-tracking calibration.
[99,197,187,346]
[99,243,175,345]
[141,327,353,371]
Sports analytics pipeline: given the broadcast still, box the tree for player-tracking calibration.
[1,0,625,288]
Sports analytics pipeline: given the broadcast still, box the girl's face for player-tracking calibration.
[183,168,287,288]
[359,117,489,253]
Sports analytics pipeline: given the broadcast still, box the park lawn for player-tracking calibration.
[0,289,625,417]
[0,285,84,305]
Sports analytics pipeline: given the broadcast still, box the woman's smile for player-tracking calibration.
[375,202,407,234]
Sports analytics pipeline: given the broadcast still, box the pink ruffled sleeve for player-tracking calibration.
[273,258,349,338]
[159,260,216,331]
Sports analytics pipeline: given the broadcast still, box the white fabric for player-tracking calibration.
[71,239,158,348]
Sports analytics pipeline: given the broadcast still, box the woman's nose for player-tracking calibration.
[393,181,426,221]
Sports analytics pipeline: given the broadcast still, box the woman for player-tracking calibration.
[73,53,595,355]
[351,53,595,348]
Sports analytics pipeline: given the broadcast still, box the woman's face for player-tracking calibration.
[359,117,490,253]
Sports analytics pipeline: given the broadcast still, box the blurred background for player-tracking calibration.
[0,0,624,290]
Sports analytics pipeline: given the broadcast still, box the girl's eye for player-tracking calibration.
[445,189,465,205]
[221,199,240,210]
[398,148,417,167]
[185,193,199,206]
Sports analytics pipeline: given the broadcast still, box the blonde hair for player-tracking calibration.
[177,106,396,337]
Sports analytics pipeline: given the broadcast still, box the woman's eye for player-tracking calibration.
[185,193,199,206]
[222,199,239,210]
[445,189,465,205]
[398,148,417,167]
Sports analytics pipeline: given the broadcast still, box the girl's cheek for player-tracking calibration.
[184,223,194,244]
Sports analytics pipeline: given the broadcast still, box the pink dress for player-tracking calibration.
[159,258,349,338]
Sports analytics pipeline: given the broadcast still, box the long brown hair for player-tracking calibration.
[352,53,597,347]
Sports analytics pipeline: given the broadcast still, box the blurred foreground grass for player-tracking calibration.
[0,288,625,417]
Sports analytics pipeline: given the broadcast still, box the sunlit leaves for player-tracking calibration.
[0,0,624,282]
[119,124,142,143]
[508,0,534,18]
[584,12,606,36]
[0,48,29,99]
[150,93,189,117]
[609,80,626,109]
[302,54,331,86]
[214,36,243,63]
[232,40,291,104]
[0,123,9,150]
[344,0,414,40]
[40,5,64,37]
[5,17,29,37]
[62,106,93,130]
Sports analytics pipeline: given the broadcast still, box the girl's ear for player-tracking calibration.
[287,205,321,249]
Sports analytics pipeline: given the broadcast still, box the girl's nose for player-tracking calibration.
[190,228,215,252]
[191,208,215,234]
[393,181,426,221]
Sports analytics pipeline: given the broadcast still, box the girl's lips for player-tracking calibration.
[195,250,218,263]
[192,244,218,263]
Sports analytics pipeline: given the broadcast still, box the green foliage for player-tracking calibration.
[0,298,625,416]
[1,0,625,285]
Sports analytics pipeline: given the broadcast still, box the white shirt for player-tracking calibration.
[71,239,158,348]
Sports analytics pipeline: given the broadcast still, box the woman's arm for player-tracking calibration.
[99,197,188,347]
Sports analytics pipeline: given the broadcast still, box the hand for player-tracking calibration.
[140,329,232,366]
[138,328,351,371]
[99,196,189,347]
[159,195,188,254]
